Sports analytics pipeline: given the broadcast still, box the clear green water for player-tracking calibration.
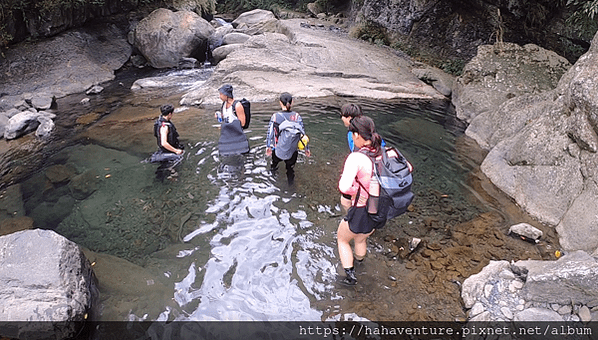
[17,70,488,321]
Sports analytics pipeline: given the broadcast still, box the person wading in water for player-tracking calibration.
[266,92,311,186]
[336,116,386,285]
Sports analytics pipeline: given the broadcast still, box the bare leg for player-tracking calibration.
[337,220,355,269]
[354,230,374,260]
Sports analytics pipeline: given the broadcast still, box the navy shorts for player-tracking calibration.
[344,206,385,234]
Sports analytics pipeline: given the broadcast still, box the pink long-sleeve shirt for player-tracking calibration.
[338,151,374,207]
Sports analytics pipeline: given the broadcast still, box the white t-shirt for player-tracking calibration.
[221,102,237,123]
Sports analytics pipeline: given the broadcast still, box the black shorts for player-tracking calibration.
[344,206,385,234]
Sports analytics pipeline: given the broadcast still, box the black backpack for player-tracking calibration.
[232,98,251,129]
[359,147,414,223]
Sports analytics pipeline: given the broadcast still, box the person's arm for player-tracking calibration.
[235,101,246,127]
[160,125,182,154]
[296,114,311,156]
[338,153,361,195]
[265,114,277,156]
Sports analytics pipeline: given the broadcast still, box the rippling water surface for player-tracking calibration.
[18,67,493,324]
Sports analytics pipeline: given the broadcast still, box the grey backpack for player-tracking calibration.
[274,113,304,160]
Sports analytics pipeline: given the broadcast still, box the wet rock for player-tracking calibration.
[454,43,570,124]
[501,306,513,319]
[208,25,234,50]
[232,9,276,27]
[462,260,510,308]
[211,44,243,65]
[181,15,443,106]
[30,196,75,229]
[514,307,563,321]
[462,31,598,254]
[509,222,543,242]
[178,57,198,69]
[0,184,26,221]
[223,32,251,45]
[35,115,55,138]
[133,9,214,69]
[4,110,40,140]
[86,85,104,95]
[1,23,131,100]
[462,251,598,323]
[518,251,598,306]
[411,65,455,97]
[30,94,55,110]
[45,164,77,184]
[0,216,34,236]
[69,169,99,200]
[579,305,592,322]
[0,229,97,336]
[0,114,8,138]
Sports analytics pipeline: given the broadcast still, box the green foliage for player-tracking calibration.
[567,0,598,19]
[349,20,389,46]
[440,59,465,76]
[216,0,307,15]
[564,0,598,38]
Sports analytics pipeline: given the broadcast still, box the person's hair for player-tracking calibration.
[349,115,382,155]
[340,103,363,118]
[279,92,293,111]
[160,104,174,116]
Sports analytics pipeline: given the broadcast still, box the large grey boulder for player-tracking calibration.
[211,44,244,65]
[517,251,598,306]
[181,16,444,106]
[208,25,234,50]
[232,9,276,27]
[462,251,598,322]
[0,229,98,339]
[133,8,214,69]
[465,31,598,253]
[0,23,131,99]
[453,43,570,123]
[222,32,251,45]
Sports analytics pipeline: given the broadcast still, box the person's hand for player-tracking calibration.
[176,149,183,155]
[266,147,272,156]
[305,149,311,157]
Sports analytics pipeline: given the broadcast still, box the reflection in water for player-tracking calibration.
[19,84,491,323]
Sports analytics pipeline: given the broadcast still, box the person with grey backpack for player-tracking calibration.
[266,92,311,186]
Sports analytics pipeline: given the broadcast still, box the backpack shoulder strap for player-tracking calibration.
[355,149,375,194]
[231,100,239,116]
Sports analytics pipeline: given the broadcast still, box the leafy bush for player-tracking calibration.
[349,20,389,45]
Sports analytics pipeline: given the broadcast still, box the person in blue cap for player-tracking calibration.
[216,84,247,127]
[215,84,249,155]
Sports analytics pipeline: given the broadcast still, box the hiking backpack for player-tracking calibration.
[361,147,414,223]
[232,98,251,129]
[274,112,304,160]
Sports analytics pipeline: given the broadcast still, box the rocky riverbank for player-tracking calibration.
[1,5,598,329]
